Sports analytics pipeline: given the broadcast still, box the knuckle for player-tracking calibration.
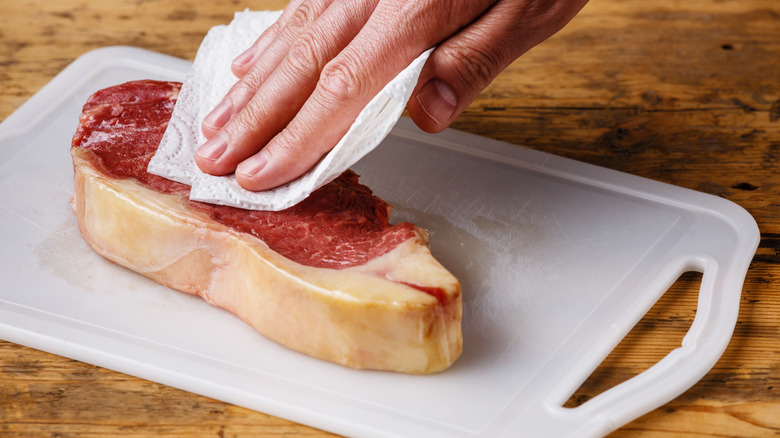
[236,71,263,94]
[287,1,315,31]
[274,131,321,176]
[264,21,282,40]
[267,135,299,163]
[279,118,313,153]
[442,42,504,89]
[224,75,264,113]
[317,56,366,105]
[231,101,266,138]
[263,134,308,176]
[285,32,323,80]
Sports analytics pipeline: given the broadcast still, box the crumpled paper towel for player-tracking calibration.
[148,9,431,211]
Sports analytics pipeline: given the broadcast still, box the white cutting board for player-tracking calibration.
[0,47,759,438]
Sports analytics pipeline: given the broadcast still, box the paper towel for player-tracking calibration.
[148,9,431,211]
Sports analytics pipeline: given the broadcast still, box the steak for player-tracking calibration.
[70,80,462,373]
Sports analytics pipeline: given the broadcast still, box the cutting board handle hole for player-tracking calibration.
[563,271,703,408]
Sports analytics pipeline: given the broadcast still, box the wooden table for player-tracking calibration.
[1,0,778,436]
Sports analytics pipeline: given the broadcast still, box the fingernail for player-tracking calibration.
[203,98,232,130]
[197,132,228,161]
[416,79,457,127]
[236,151,268,178]
[232,45,256,67]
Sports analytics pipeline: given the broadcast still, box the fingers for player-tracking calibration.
[201,0,334,140]
[407,0,589,133]
[234,46,385,191]
[230,0,308,79]
[196,0,378,179]
[233,0,498,191]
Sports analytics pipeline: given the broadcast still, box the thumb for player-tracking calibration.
[407,43,503,134]
[407,0,588,133]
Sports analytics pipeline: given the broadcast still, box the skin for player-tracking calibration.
[195,0,589,191]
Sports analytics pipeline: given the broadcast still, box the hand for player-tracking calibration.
[195,0,588,191]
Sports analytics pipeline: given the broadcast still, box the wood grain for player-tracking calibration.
[1,0,778,436]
